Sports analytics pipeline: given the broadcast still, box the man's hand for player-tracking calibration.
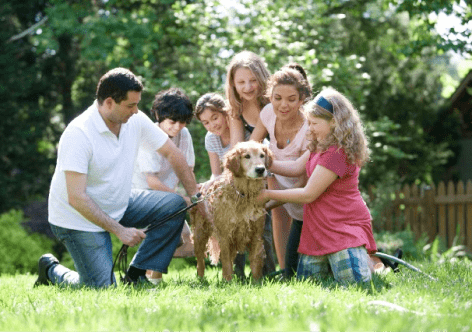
[116,227,146,247]
[183,196,191,206]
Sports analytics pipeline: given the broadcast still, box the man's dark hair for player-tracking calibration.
[96,68,143,105]
[152,88,194,124]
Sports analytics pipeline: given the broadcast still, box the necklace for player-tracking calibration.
[277,112,303,147]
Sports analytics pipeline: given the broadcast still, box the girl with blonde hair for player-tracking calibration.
[224,51,276,278]
[225,50,270,145]
[256,87,377,284]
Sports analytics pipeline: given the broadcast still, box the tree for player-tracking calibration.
[0,0,60,212]
[1,0,470,212]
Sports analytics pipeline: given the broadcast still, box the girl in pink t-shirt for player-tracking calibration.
[256,87,377,284]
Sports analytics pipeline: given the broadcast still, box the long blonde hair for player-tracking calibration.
[225,51,270,118]
[306,87,370,166]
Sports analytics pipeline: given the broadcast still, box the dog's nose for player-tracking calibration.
[255,166,266,176]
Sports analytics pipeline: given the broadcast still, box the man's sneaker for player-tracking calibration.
[121,274,155,288]
[34,254,59,287]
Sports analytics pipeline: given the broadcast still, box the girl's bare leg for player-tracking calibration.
[268,177,292,270]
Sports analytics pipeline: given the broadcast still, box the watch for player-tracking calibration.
[190,192,201,204]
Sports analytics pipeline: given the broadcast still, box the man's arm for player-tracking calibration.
[157,139,198,197]
[65,171,146,247]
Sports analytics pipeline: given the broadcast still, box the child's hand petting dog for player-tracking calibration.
[264,199,283,211]
[256,189,270,205]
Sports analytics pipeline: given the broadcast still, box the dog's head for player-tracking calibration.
[224,141,273,178]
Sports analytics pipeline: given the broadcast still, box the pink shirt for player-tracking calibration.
[299,145,377,256]
[260,104,308,220]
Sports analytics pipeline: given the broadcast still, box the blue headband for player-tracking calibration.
[315,96,334,113]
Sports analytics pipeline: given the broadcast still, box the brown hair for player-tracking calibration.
[195,93,227,121]
[266,67,312,103]
[225,51,270,118]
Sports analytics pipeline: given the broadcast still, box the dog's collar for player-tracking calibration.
[235,188,246,198]
[231,184,246,198]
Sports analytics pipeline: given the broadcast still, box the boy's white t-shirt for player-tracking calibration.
[132,126,195,190]
[48,101,169,232]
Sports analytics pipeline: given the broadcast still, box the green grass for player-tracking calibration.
[1,257,471,331]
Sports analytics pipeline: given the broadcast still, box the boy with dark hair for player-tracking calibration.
[151,88,194,124]
[132,87,196,285]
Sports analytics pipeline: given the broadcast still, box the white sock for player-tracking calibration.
[148,278,162,285]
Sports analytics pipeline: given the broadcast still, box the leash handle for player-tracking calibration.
[111,193,204,284]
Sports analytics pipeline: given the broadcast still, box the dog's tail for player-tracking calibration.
[207,236,221,265]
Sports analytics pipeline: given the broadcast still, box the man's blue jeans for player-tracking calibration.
[48,189,186,287]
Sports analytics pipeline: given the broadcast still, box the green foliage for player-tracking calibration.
[1,0,470,213]
[423,235,472,264]
[0,1,60,213]
[0,210,54,275]
[374,228,426,259]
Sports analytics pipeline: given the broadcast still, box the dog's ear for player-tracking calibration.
[224,148,241,175]
[263,145,273,169]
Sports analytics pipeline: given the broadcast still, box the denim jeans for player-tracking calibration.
[48,189,186,288]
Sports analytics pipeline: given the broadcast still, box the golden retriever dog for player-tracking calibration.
[190,141,273,281]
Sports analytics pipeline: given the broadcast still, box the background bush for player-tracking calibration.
[0,210,55,275]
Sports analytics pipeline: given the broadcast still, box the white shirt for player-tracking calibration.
[132,126,195,190]
[48,101,168,232]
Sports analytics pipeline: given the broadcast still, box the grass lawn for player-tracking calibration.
[0,256,471,331]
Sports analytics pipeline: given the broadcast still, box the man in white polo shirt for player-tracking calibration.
[34,68,202,287]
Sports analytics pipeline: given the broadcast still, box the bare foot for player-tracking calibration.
[173,242,195,258]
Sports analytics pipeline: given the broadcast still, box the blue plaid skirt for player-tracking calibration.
[297,246,371,284]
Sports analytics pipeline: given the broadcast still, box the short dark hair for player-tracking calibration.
[96,68,143,105]
[151,88,194,124]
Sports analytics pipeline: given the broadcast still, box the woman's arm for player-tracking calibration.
[208,151,222,177]
[228,116,246,147]
[257,165,338,205]
[270,150,311,178]
[250,117,268,142]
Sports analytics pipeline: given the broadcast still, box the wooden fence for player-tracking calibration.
[377,180,472,252]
